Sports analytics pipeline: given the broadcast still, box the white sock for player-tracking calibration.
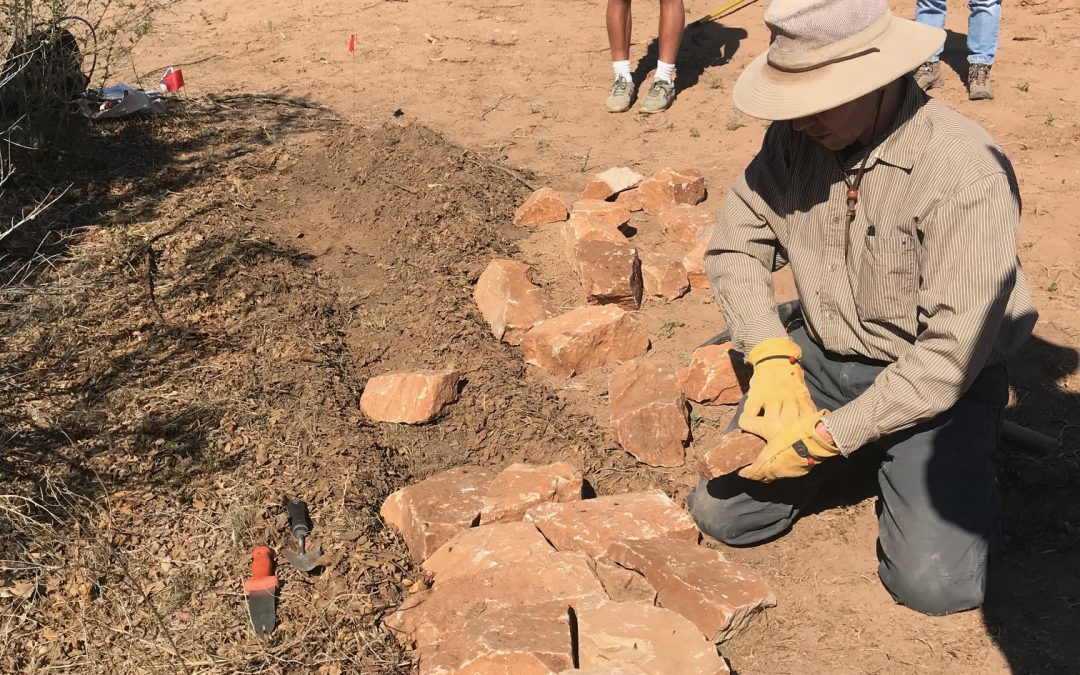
[655,60,675,83]
[612,60,632,82]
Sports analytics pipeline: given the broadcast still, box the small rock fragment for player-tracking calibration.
[641,259,690,300]
[581,179,614,201]
[576,599,730,674]
[361,369,461,424]
[683,233,710,289]
[520,305,650,377]
[481,462,584,524]
[571,199,632,229]
[385,551,605,649]
[639,168,707,216]
[474,259,555,345]
[562,213,625,257]
[658,204,715,248]
[571,239,643,310]
[606,538,775,642]
[515,187,569,226]
[524,490,698,557]
[416,602,574,675]
[676,344,743,404]
[380,466,496,561]
[608,360,690,467]
[596,166,645,194]
[422,522,555,583]
[696,431,765,479]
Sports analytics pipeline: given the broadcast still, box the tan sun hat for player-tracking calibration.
[733,0,945,120]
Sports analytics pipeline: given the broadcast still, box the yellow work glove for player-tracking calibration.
[738,410,840,482]
[737,337,817,441]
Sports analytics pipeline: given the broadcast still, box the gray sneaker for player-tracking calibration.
[638,79,675,114]
[914,61,941,91]
[606,76,633,113]
[968,63,994,100]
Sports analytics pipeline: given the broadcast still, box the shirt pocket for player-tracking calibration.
[854,234,917,323]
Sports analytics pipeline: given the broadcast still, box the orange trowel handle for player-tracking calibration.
[244,546,277,592]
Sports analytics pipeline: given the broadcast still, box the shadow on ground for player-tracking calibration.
[631,20,747,97]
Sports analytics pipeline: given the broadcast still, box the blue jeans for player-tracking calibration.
[915,0,1002,65]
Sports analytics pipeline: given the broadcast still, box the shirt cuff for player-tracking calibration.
[822,402,880,456]
[732,312,789,356]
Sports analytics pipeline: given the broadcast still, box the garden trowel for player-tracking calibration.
[284,497,322,573]
[243,546,277,638]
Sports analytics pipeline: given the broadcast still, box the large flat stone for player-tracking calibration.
[658,204,714,248]
[422,521,555,583]
[571,199,632,229]
[515,187,568,226]
[524,491,698,557]
[571,239,643,310]
[606,538,775,642]
[380,466,496,561]
[576,599,730,674]
[481,462,583,524]
[608,360,689,467]
[385,551,605,649]
[361,369,461,424]
[676,344,743,405]
[696,431,765,479]
[474,259,554,345]
[593,558,657,604]
[520,305,650,377]
[416,601,573,675]
[639,168,707,216]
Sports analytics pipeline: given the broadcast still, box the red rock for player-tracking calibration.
[683,233,710,289]
[576,599,730,674]
[520,305,650,377]
[571,239,643,310]
[524,490,698,557]
[606,538,775,642]
[639,168,707,216]
[384,551,605,649]
[474,259,555,345]
[515,187,568,226]
[361,369,461,424]
[641,259,690,300]
[696,431,765,479]
[416,602,574,674]
[422,522,555,583]
[615,188,644,212]
[561,212,625,254]
[481,462,583,524]
[571,199,632,229]
[593,558,657,604]
[581,179,613,201]
[380,466,496,561]
[658,204,715,248]
[676,344,743,404]
[608,360,689,467]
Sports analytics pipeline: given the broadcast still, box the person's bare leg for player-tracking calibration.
[640,0,682,112]
[606,0,635,112]
[657,0,684,65]
[607,0,632,61]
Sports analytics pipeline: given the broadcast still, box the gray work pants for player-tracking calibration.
[687,326,1008,616]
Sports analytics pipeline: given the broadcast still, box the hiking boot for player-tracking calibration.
[638,79,675,114]
[914,61,941,91]
[606,76,633,113]
[968,63,994,100]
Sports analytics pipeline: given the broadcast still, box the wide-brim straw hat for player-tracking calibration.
[734,0,945,120]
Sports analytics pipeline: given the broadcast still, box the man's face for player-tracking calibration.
[791,88,880,151]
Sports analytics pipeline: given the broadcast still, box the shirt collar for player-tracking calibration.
[865,77,929,172]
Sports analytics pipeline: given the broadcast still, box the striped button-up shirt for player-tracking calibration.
[704,77,1038,453]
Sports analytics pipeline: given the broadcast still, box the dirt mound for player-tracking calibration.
[0,107,664,672]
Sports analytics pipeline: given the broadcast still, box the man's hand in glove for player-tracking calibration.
[738,337,817,440]
[738,410,840,482]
